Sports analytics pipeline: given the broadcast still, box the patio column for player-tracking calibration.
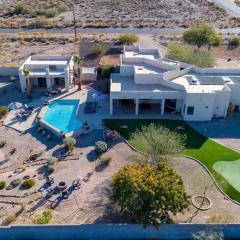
[110,98,113,115]
[64,68,70,92]
[135,99,139,115]
[46,68,52,90]
[161,99,165,115]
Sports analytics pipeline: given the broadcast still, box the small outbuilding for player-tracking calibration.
[81,67,97,82]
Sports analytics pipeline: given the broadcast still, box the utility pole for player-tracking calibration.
[72,1,77,42]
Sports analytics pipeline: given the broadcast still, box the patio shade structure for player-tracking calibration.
[8,102,23,110]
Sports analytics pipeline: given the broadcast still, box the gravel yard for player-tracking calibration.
[0,0,239,29]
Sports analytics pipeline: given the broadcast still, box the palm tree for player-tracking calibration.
[23,67,30,98]
[73,55,84,90]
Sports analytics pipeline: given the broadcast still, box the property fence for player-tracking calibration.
[0,224,240,240]
[0,67,18,76]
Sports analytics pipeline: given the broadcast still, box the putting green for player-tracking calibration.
[213,159,240,192]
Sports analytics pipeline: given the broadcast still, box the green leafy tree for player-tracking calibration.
[183,23,220,49]
[23,67,30,98]
[111,163,189,226]
[130,123,185,164]
[73,55,84,90]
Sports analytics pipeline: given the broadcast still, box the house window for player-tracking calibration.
[187,106,194,115]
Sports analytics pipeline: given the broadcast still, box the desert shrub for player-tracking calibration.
[118,33,139,44]
[4,213,16,225]
[0,181,6,190]
[0,140,7,148]
[64,137,76,152]
[21,179,35,189]
[44,8,57,18]
[229,36,240,46]
[13,3,29,15]
[57,3,69,13]
[47,157,56,166]
[95,156,112,171]
[10,178,21,187]
[167,43,216,68]
[91,43,105,55]
[47,165,56,174]
[34,209,52,224]
[33,16,51,28]
[207,214,239,223]
[95,141,108,154]
[29,153,41,161]
[106,129,121,141]
[0,106,8,119]
[47,157,56,173]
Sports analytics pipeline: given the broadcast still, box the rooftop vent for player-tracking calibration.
[138,67,144,70]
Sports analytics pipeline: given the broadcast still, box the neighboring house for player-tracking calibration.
[110,45,240,121]
[19,55,74,92]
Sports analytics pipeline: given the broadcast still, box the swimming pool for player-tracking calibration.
[43,100,83,134]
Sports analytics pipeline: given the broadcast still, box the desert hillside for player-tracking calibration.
[0,0,239,28]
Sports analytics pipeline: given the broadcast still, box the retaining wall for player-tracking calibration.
[0,224,240,240]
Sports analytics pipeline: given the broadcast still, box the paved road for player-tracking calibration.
[189,112,240,152]
[1,27,240,35]
[214,0,240,17]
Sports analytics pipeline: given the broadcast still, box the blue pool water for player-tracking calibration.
[43,100,82,134]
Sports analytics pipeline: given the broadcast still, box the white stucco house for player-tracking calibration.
[19,55,74,92]
[110,45,240,121]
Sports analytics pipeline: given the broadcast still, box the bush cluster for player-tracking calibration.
[95,141,108,154]
[47,157,56,173]
[167,43,216,68]
[118,33,139,44]
[21,179,35,189]
[64,137,76,152]
[229,37,240,47]
[0,106,8,119]
[34,209,52,224]
[91,43,105,55]
[0,181,6,190]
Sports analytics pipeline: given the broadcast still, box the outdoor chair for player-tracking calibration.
[61,190,69,199]
[72,179,81,189]
[47,176,54,185]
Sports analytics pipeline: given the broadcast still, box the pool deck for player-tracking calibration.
[4,85,110,133]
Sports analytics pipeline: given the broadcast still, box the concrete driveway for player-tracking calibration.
[189,112,240,152]
[137,35,167,57]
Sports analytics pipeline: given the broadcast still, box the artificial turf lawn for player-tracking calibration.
[104,119,240,202]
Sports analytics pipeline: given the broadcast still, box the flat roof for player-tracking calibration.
[111,74,179,93]
[27,60,69,65]
[124,51,159,60]
[122,62,167,74]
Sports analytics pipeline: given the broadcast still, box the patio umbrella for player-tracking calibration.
[8,102,23,110]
